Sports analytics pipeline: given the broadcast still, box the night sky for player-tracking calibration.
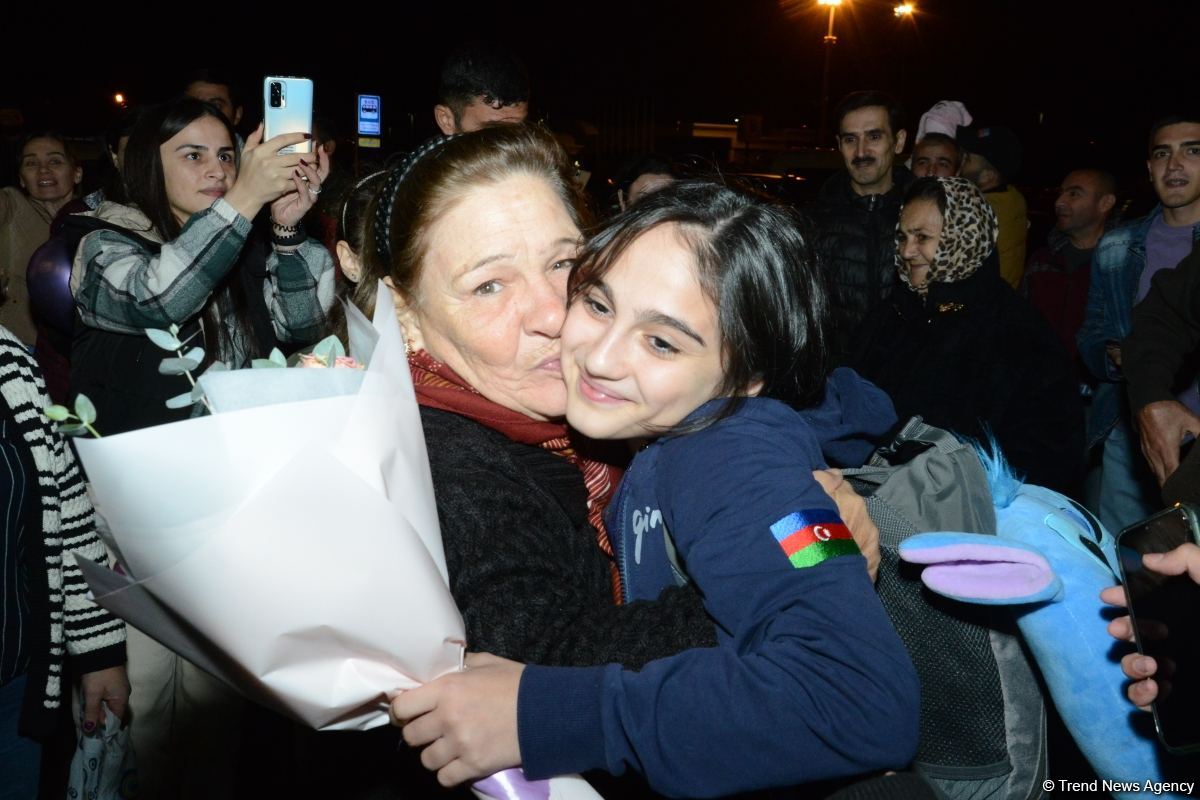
[2,0,1196,197]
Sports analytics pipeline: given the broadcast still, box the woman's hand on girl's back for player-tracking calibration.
[813,468,880,582]
[223,123,311,223]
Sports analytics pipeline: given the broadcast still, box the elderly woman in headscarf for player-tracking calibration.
[853,176,1084,493]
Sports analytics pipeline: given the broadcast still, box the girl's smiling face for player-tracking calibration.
[561,223,727,440]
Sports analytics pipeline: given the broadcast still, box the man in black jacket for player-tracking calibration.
[1124,243,1200,488]
[808,91,913,363]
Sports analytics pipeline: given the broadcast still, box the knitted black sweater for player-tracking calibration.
[421,407,716,668]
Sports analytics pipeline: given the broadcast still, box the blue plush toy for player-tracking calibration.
[899,445,1190,800]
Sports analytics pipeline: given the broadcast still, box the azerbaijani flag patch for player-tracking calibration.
[770,509,859,569]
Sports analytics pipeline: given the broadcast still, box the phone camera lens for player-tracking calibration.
[269,82,283,108]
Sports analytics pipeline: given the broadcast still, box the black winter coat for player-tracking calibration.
[808,166,914,363]
[420,407,717,668]
[852,269,1085,494]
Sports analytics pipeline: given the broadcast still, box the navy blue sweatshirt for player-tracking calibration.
[517,369,920,797]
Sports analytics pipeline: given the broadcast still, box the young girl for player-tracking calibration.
[70,96,335,436]
[392,181,920,796]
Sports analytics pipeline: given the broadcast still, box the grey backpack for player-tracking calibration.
[844,417,1047,800]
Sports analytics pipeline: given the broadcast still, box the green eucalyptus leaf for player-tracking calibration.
[183,347,205,363]
[145,328,183,351]
[74,394,97,426]
[203,361,229,374]
[312,336,345,363]
[58,423,86,436]
[269,347,287,366]
[251,358,284,369]
[158,357,200,375]
[168,323,179,336]
[190,384,205,401]
[165,391,196,409]
[45,404,70,422]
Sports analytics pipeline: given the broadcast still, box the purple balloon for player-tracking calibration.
[26,235,75,338]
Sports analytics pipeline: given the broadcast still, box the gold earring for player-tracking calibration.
[405,338,415,358]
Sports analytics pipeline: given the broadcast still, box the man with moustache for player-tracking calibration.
[1024,168,1116,381]
[1078,114,1200,533]
[808,91,912,362]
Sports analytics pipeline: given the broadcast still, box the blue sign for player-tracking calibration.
[358,94,381,136]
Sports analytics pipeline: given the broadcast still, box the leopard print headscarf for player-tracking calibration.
[896,176,999,295]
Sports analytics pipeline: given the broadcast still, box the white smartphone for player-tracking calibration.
[263,76,313,154]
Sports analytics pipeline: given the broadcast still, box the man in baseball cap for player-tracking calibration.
[958,125,1028,288]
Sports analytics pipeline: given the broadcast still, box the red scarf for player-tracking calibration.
[410,349,624,603]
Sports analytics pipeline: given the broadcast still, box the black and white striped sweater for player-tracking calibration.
[0,328,126,737]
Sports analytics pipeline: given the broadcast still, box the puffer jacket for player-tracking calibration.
[808,166,914,363]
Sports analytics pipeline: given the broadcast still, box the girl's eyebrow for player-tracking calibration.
[640,310,706,346]
[594,278,706,347]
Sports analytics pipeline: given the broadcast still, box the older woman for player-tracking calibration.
[363,126,717,667]
[853,176,1084,492]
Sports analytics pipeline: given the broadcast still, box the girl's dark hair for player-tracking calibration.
[123,97,237,241]
[902,176,948,216]
[121,97,257,365]
[570,180,831,427]
[363,124,588,307]
[324,170,388,342]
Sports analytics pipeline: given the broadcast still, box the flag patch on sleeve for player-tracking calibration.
[770,509,859,568]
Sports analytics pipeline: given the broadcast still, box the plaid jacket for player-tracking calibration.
[72,199,334,367]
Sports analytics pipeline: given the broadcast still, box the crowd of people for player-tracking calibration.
[1,40,1198,800]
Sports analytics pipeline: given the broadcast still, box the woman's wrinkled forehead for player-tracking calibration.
[419,174,581,281]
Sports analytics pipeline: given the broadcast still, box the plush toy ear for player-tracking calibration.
[900,532,1062,605]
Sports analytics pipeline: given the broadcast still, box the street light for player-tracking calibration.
[818,0,843,143]
[894,3,915,16]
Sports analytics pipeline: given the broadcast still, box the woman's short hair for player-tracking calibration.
[364,124,587,305]
[123,97,237,240]
[570,180,831,423]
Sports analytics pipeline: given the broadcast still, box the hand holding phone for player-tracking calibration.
[1106,507,1200,754]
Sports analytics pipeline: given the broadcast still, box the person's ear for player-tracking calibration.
[233,106,244,127]
[1099,193,1117,216]
[433,105,457,136]
[894,129,908,154]
[72,165,83,188]
[323,139,337,157]
[745,378,765,398]
[383,276,424,350]
[336,241,361,283]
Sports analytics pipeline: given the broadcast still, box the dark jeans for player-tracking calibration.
[0,674,41,800]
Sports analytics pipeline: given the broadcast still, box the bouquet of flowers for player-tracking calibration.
[70,292,599,800]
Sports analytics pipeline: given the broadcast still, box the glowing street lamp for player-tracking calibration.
[894,3,915,16]
[818,0,843,142]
